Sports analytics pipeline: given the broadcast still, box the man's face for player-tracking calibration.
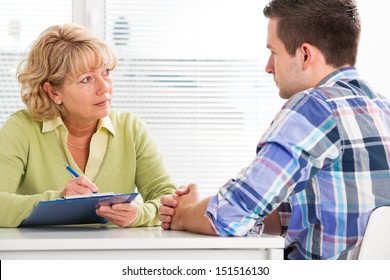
[265,18,307,99]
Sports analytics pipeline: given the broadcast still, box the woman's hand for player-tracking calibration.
[96,202,140,227]
[60,176,99,197]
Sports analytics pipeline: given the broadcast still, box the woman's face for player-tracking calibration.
[59,66,113,124]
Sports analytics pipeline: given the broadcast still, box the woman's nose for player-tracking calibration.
[96,76,110,94]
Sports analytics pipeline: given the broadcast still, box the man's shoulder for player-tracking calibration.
[284,89,330,113]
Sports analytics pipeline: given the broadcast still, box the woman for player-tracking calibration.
[0,23,176,227]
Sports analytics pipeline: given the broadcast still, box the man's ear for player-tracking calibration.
[300,43,314,70]
[43,82,62,104]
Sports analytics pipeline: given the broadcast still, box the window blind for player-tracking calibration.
[0,0,283,198]
[0,0,72,124]
[104,0,282,197]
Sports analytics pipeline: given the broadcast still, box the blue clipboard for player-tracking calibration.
[20,192,138,227]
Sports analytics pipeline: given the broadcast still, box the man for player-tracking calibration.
[159,0,390,260]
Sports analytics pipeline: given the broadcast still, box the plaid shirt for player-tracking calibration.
[206,67,390,259]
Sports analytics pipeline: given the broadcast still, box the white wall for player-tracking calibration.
[357,0,390,97]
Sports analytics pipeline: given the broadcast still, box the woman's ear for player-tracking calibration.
[43,82,62,105]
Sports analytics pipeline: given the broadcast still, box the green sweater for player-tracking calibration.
[0,110,176,227]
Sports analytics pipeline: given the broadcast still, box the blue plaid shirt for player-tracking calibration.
[206,67,390,259]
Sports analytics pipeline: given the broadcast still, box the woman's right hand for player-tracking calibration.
[59,176,99,197]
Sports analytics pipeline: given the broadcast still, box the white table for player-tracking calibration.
[0,226,284,260]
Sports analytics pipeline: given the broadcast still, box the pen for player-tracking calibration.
[65,164,79,177]
[65,164,98,194]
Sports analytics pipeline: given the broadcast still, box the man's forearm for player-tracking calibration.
[262,209,282,235]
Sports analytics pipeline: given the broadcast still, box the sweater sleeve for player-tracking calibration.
[0,112,62,227]
[130,116,176,227]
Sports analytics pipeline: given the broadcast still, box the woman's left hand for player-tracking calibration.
[96,202,139,227]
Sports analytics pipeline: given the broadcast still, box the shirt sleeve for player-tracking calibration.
[0,112,63,227]
[130,116,176,227]
[205,92,341,236]
[278,201,292,236]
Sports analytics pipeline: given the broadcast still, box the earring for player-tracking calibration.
[56,100,62,105]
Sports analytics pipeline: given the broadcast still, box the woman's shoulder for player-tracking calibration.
[108,110,145,127]
[108,110,152,141]
[3,109,39,128]
[0,109,41,140]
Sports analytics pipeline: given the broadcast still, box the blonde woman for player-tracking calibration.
[0,23,176,227]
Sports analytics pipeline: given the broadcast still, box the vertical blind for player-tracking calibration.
[0,0,283,198]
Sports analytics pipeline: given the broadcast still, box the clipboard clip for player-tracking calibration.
[60,192,115,200]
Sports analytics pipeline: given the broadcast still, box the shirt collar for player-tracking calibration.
[42,115,115,136]
[42,116,64,133]
[317,66,359,87]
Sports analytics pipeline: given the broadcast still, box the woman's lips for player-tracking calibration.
[95,100,110,106]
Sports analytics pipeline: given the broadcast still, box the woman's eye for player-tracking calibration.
[80,76,91,83]
[103,69,111,76]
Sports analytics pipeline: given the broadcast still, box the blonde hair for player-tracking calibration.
[17,23,118,121]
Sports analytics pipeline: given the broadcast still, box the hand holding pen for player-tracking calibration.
[60,165,99,197]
